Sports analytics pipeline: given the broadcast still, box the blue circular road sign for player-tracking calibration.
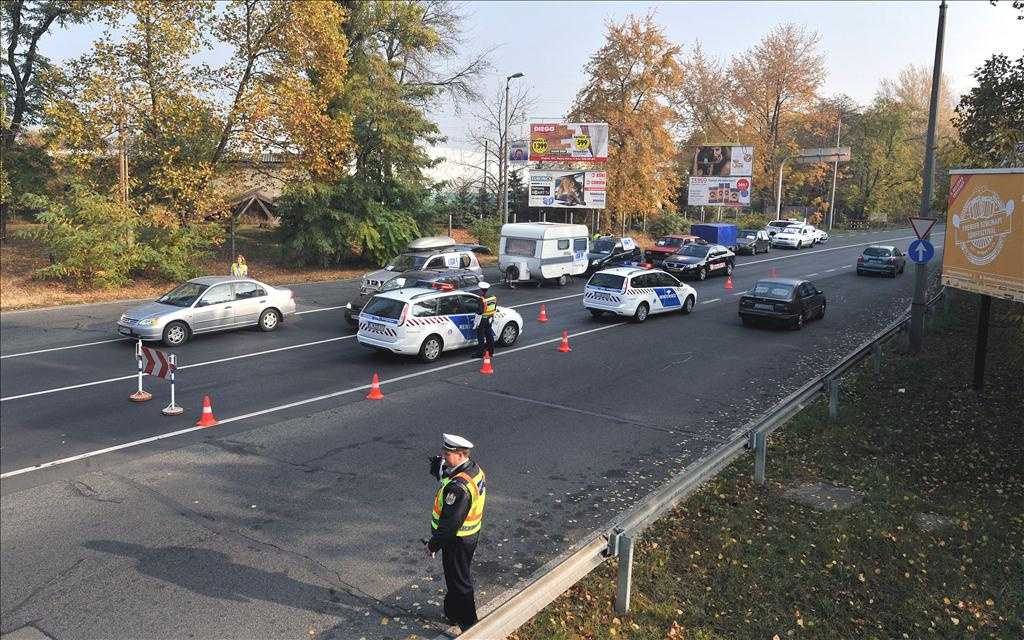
[908,239,934,264]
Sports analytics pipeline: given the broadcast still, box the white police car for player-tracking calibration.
[357,286,524,363]
[583,263,697,322]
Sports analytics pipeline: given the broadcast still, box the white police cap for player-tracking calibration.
[443,433,474,450]
[478,281,490,290]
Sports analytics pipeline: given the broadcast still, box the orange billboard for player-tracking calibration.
[942,168,1023,302]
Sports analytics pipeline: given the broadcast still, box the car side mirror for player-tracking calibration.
[196,299,208,307]
[816,289,823,295]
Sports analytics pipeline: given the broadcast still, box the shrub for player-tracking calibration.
[647,212,687,237]
[468,216,502,255]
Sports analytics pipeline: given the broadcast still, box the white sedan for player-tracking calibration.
[583,264,697,322]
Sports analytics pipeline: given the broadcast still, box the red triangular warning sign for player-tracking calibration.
[908,217,937,240]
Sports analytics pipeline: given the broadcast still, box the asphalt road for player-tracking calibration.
[0,228,944,640]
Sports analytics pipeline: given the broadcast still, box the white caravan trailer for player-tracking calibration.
[499,222,591,288]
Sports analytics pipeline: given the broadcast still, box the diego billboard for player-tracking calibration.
[691,145,754,178]
[528,170,606,209]
[529,123,609,162]
[941,168,1023,302]
[687,177,751,207]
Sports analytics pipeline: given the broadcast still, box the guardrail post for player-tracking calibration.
[943,288,951,314]
[827,378,839,421]
[614,534,634,615]
[872,343,883,374]
[754,431,767,486]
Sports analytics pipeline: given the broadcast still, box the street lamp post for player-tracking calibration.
[503,72,524,226]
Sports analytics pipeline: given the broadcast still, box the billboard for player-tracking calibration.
[529,123,609,163]
[691,145,754,177]
[509,140,529,164]
[687,176,752,207]
[528,170,606,208]
[941,168,1023,302]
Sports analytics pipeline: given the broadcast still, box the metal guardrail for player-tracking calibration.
[459,289,946,640]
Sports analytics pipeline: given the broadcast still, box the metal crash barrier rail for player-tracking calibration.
[458,288,947,640]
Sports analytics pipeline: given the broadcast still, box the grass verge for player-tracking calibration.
[511,295,1023,640]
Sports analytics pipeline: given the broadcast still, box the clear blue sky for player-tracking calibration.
[42,1,1021,150]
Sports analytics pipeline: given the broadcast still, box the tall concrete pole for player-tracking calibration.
[502,73,524,226]
[909,1,947,353]
[828,108,841,230]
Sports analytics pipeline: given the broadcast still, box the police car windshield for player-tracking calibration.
[751,283,794,300]
[362,296,406,320]
[676,245,709,257]
[158,282,208,307]
[591,240,615,254]
[588,273,625,289]
[655,237,683,248]
[389,254,428,270]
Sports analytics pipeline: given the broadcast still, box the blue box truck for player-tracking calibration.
[690,223,738,251]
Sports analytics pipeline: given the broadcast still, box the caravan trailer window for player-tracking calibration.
[574,238,588,252]
[505,238,536,257]
[557,239,570,250]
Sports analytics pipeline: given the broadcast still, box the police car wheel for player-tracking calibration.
[259,308,280,331]
[589,309,603,318]
[499,322,519,346]
[633,302,650,323]
[698,267,707,281]
[419,335,443,363]
[681,295,695,314]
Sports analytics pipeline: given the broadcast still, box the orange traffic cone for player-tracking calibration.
[725,275,734,289]
[557,331,572,353]
[196,395,218,427]
[366,373,385,400]
[538,304,549,322]
[479,352,495,374]
[770,265,777,277]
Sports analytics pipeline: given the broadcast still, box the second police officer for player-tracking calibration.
[474,281,496,359]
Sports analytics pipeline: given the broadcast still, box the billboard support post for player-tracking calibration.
[909,0,946,353]
[973,295,991,390]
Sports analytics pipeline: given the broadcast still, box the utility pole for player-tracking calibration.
[909,0,947,353]
[481,140,488,219]
[503,72,524,225]
[828,105,841,230]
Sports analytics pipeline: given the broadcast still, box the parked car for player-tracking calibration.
[771,225,815,249]
[359,236,486,295]
[765,219,803,238]
[662,243,735,281]
[856,245,907,277]
[642,234,704,265]
[345,268,482,327]
[585,236,642,273]
[807,225,829,243]
[738,278,826,330]
[735,229,772,255]
[117,276,296,347]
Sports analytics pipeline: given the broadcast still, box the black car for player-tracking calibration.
[738,278,826,330]
[586,237,642,273]
[344,268,483,327]
[735,229,772,255]
[662,243,735,281]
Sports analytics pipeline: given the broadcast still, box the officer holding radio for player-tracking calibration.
[425,433,486,632]
[474,281,496,358]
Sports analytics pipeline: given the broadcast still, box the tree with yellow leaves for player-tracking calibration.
[569,13,683,233]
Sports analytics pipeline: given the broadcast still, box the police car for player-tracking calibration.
[357,286,524,363]
[583,263,697,322]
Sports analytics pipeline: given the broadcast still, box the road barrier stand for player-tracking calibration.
[161,354,183,416]
[129,340,153,402]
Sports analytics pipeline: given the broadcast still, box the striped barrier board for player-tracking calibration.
[140,346,175,379]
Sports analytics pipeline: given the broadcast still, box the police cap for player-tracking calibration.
[443,433,474,451]
[478,281,490,290]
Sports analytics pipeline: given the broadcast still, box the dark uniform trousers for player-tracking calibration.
[441,533,479,629]
[475,316,494,357]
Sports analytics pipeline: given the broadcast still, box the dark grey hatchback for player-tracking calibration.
[738,278,826,330]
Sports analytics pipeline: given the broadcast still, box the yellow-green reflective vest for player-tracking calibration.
[431,466,486,536]
[481,295,497,318]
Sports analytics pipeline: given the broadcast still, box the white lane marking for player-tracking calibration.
[732,292,746,296]
[4,234,931,358]
[0,336,355,402]
[0,322,628,478]
[1,338,130,359]
[806,273,819,277]
[825,268,837,273]
[702,298,721,304]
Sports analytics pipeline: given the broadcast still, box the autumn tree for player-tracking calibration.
[953,53,1024,166]
[570,12,683,233]
[878,64,956,139]
[467,82,534,219]
[728,23,827,211]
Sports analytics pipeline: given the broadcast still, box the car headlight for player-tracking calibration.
[119,314,128,323]
[345,302,352,310]
[142,318,159,325]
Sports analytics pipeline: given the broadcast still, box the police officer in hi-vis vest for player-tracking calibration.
[474,282,496,359]
[425,433,486,631]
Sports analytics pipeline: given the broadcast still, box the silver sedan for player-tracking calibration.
[117,276,296,346]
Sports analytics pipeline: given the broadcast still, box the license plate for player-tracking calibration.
[368,322,385,332]
[118,327,132,335]
[755,304,774,310]
[592,293,610,301]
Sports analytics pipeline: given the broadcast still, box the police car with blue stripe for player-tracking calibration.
[357,285,524,362]
[583,262,697,322]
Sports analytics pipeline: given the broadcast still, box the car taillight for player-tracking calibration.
[783,303,793,312]
[857,256,864,263]
[398,304,409,326]
[888,257,896,265]
[290,290,295,299]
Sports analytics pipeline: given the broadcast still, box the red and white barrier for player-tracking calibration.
[130,341,183,415]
